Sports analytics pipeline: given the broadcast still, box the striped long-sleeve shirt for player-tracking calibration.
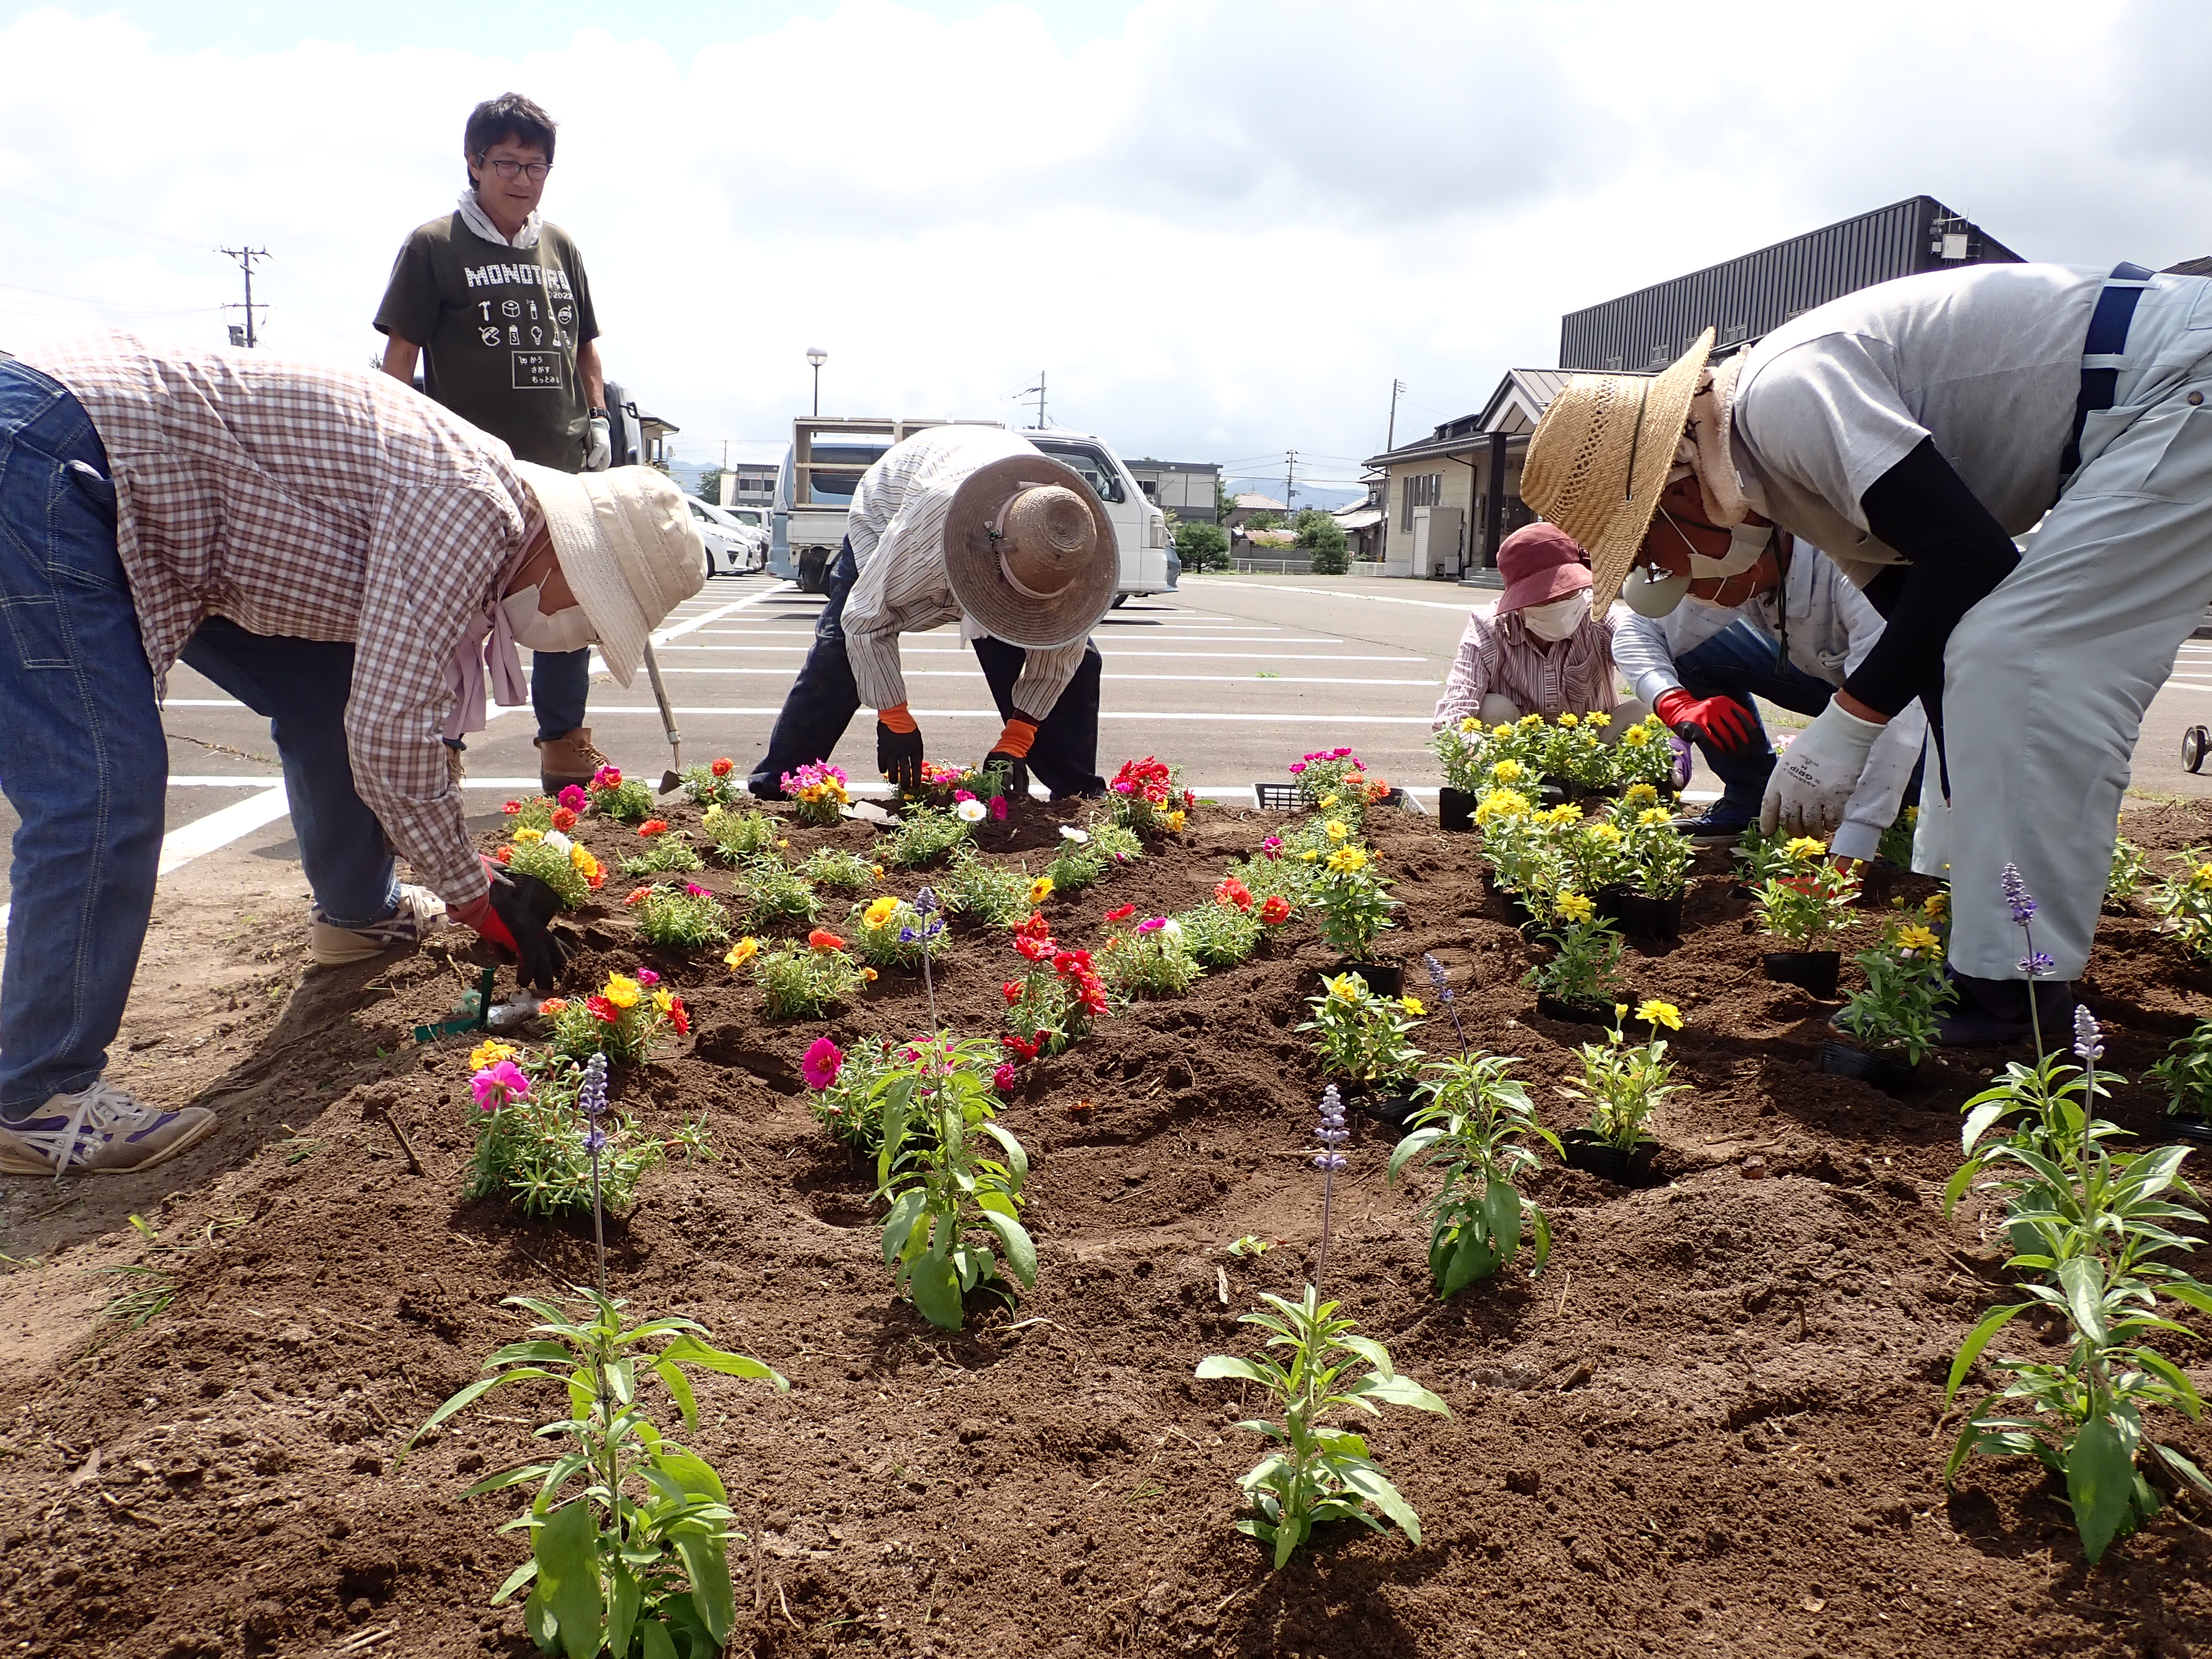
[22,333,533,905]
[842,425,1092,718]
[1431,608,1621,729]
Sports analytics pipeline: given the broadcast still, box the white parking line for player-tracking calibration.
[648,646,1428,662]
[1183,578,1481,612]
[629,667,1440,686]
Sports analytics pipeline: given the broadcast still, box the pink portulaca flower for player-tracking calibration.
[801,1037,843,1091]
[471,1060,529,1111]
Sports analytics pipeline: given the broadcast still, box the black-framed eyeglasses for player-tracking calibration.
[477,156,551,181]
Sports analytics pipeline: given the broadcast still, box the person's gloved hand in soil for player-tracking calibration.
[982,712,1039,801]
[1759,697,1886,838]
[876,701,924,790]
[450,862,568,990]
[1653,687,1759,753]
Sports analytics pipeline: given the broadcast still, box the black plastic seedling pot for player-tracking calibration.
[1535,993,1623,1027]
[1764,950,1841,999]
[1818,1039,1916,1097]
[1438,787,1476,832]
[1337,961,1405,997]
[1561,1129,1656,1186]
[1348,1085,1420,1128]
[1598,885,1683,941]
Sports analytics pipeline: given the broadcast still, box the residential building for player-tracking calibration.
[1360,370,1565,578]
[1125,457,1221,523]
[1224,492,1287,530]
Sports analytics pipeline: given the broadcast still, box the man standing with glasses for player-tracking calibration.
[375,92,614,794]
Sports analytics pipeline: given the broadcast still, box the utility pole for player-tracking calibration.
[218,246,269,346]
[1284,449,1298,513]
[1386,379,1405,452]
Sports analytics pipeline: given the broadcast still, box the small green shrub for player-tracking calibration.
[735,857,819,935]
[800,848,878,890]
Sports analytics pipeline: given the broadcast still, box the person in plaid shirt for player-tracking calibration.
[0,336,703,1177]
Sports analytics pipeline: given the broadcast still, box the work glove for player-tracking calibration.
[983,713,1040,802]
[876,702,924,790]
[585,410,612,472]
[1653,687,1760,754]
[1759,700,1885,841]
[451,863,570,991]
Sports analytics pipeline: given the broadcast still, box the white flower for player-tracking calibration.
[954,799,987,823]
[542,830,573,855]
[1059,826,1090,843]
[1160,918,1185,944]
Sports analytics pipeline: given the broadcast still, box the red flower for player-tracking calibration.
[587,995,620,1023]
[1015,935,1055,963]
[711,757,734,778]
[1015,910,1053,943]
[1004,1034,1039,1060]
[1001,979,1024,1005]
[638,819,670,837]
[624,886,654,906]
[807,929,846,951]
[493,846,513,865]
[1214,877,1252,912]
[993,1062,1018,1092]
[500,800,522,815]
[1103,904,1137,924]
[551,806,578,831]
[1259,894,1292,925]
[667,998,690,1036]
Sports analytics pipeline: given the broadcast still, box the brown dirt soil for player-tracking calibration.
[3,789,2210,1658]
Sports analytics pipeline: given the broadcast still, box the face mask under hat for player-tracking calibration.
[1519,591,1591,641]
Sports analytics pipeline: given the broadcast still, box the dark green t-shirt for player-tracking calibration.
[374,212,601,471]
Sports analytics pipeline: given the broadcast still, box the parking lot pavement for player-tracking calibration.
[4,569,2209,911]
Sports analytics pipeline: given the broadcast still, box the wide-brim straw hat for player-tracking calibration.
[512,462,706,686]
[1521,326,1715,611]
[943,453,1117,649]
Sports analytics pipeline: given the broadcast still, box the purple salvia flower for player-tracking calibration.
[2019,951,2055,978]
[583,1125,608,1155]
[899,926,917,944]
[2072,1005,2103,1063]
[2000,863,2037,925]
[913,886,939,916]
[579,1051,610,1118]
[1422,952,1454,1003]
[1313,1084,1348,1296]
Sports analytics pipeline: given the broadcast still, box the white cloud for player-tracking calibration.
[3,0,2209,476]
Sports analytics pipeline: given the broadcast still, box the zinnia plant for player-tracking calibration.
[1295,973,1425,1091]
[1522,893,1630,1009]
[1310,843,1399,958]
[1754,837,1861,949]
[1559,1001,1683,1151]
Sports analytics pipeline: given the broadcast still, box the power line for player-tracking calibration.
[218,246,268,347]
[0,277,223,316]
[0,182,210,252]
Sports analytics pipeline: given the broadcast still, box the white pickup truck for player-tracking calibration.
[767,417,1174,603]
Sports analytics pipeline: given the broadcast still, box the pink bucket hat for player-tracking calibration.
[1494,523,1592,613]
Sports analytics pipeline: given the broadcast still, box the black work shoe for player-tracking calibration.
[1670,800,1755,848]
[1933,966,2077,1048]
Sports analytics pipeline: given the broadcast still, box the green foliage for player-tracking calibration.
[619,833,704,877]
[750,946,867,1019]
[733,857,819,936]
[465,1051,662,1218]
[503,795,561,832]
[1608,801,1694,898]
[806,1037,902,1155]
[404,1288,785,1658]
[1753,840,1860,948]
[874,1038,1035,1331]
[701,805,781,864]
[1835,920,1955,1063]
[2148,851,2212,958]
[799,848,877,890]
[887,805,973,869]
[1088,822,1143,867]
[1879,804,1919,869]
[1296,973,1424,1090]
[550,975,688,1065]
[1175,519,1231,571]
[1559,1004,1682,1151]
[1043,830,1110,893]
[502,838,597,910]
[1521,902,1629,1008]
[1175,900,1264,967]
[629,886,730,951]
[677,762,741,810]
[588,777,658,826]
[1195,1287,1449,1569]
[2107,836,2149,904]
[2146,1020,2212,1119]
[845,896,943,969]
[938,847,1031,928]
[1296,509,1348,574]
[1244,509,1282,532]
[1099,917,1205,999]
[1311,850,1397,958]
[1391,1052,1560,1292]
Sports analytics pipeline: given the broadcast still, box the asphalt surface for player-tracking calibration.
[3,571,2210,910]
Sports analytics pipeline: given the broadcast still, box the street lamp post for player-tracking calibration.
[806,347,827,417]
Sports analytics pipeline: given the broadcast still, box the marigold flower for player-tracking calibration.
[638,819,670,837]
[602,973,641,1009]
[1621,725,1652,748]
[1558,712,1579,728]
[863,895,901,929]
[1327,974,1360,1002]
[1028,875,1055,904]
[1784,836,1828,860]
[807,929,846,951]
[1401,996,1425,1016]
[1490,758,1525,783]
[711,757,734,778]
[1259,894,1292,925]
[1585,709,1610,727]
[1895,923,1942,953]
[1165,810,1187,831]
[1555,891,1595,923]
[1635,998,1683,1031]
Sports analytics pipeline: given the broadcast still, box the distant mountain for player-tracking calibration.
[1223,476,1364,512]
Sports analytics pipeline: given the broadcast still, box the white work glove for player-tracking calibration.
[585,411,612,472]
[1759,699,1884,841]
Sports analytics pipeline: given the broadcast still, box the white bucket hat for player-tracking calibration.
[509,462,706,685]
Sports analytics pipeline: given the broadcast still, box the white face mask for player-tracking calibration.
[502,583,597,654]
[1686,519,1774,581]
[1623,564,1693,618]
[1519,590,1590,642]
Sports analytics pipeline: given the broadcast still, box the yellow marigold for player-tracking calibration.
[1546,803,1582,824]
[1325,820,1350,842]
[1585,709,1610,727]
[602,973,641,1010]
[1586,822,1623,844]
[1635,998,1683,1031]
[724,936,759,969]
[1326,846,1369,874]
[1474,787,1531,825]
[1401,996,1425,1016]
[1555,891,1595,923]
[1624,782,1658,804]
[468,1039,517,1070]
[1783,836,1828,860]
[1519,713,1543,728]
[1639,808,1672,826]
[1558,712,1579,728]
[1924,891,1948,918]
[651,988,674,1014]
[571,845,599,875]
[1490,758,1526,783]
[1458,716,1480,734]
[1492,723,1515,738]
[1166,810,1187,832]
[1621,724,1652,747]
[513,825,545,844]
[1327,974,1360,1002]
[1029,875,1055,904]
[1895,923,1942,953]
[863,895,901,929]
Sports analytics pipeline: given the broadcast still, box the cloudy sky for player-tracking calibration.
[2,1,2209,491]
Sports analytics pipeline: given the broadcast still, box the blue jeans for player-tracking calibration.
[179,618,398,927]
[0,362,168,1117]
[1672,619,1835,812]
[531,645,591,741]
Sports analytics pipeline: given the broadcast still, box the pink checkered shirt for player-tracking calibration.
[23,334,531,904]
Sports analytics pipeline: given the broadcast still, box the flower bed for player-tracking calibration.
[4,776,2211,1658]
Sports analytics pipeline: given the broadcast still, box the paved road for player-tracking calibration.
[3,571,2209,909]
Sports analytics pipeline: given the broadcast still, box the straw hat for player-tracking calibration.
[943,453,1117,649]
[1521,326,1715,610]
[512,462,706,686]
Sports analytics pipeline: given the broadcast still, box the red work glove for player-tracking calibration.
[1653,687,1759,754]
[450,858,569,990]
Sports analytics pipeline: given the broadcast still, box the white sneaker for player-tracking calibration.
[0,1079,217,1178]
[310,883,448,967]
